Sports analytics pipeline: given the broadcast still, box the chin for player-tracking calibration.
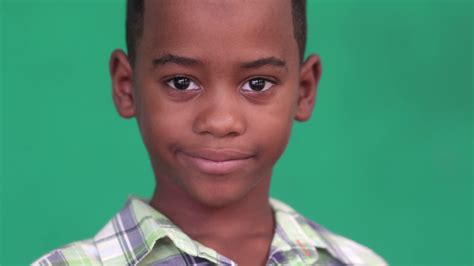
[185,174,259,209]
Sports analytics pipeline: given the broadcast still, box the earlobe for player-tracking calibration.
[110,49,135,118]
[294,54,322,121]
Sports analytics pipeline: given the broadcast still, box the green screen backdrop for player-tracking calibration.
[1,0,472,265]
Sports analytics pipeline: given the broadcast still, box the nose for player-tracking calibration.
[192,91,246,138]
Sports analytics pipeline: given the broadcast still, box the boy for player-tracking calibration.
[34,0,387,265]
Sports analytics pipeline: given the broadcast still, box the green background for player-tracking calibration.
[1,0,472,265]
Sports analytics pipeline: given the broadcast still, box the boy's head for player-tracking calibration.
[125,0,308,63]
[110,0,321,207]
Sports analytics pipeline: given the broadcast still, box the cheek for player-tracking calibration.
[251,99,295,164]
[136,92,192,161]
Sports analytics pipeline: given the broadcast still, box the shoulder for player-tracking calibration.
[319,227,388,265]
[270,198,388,265]
[32,197,155,266]
[301,215,388,265]
[32,239,102,266]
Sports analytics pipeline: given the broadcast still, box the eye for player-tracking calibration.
[165,76,200,91]
[241,78,275,92]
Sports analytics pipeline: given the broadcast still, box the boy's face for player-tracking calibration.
[111,0,320,207]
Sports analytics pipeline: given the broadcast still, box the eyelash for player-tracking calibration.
[165,76,200,91]
[164,76,277,93]
[241,77,276,93]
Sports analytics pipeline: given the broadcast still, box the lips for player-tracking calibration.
[176,148,255,175]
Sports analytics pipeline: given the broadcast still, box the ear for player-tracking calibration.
[110,49,135,118]
[294,54,322,121]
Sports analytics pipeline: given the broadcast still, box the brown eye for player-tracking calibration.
[166,76,200,91]
[249,78,266,91]
[241,78,274,92]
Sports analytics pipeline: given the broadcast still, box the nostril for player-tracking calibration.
[192,110,246,138]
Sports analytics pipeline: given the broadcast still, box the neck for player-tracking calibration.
[149,175,275,241]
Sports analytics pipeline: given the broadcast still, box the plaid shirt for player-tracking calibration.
[33,197,387,265]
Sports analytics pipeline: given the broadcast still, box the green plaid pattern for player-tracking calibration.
[33,197,387,265]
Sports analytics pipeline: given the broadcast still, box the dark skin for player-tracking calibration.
[110,0,321,265]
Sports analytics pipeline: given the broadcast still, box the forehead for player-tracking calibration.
[139,0,298,66]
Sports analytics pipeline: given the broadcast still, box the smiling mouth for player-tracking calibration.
[176,148,255,175]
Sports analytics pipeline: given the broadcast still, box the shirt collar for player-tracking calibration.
[268,198,328,264]
[93,196,332,265]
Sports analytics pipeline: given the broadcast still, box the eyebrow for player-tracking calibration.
[240,57,287,70]
[152,54,202,67]
[151,54,287,71]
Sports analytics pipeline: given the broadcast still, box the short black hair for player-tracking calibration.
[126,0,307,63]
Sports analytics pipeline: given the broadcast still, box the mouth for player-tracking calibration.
[176,148,255,175]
